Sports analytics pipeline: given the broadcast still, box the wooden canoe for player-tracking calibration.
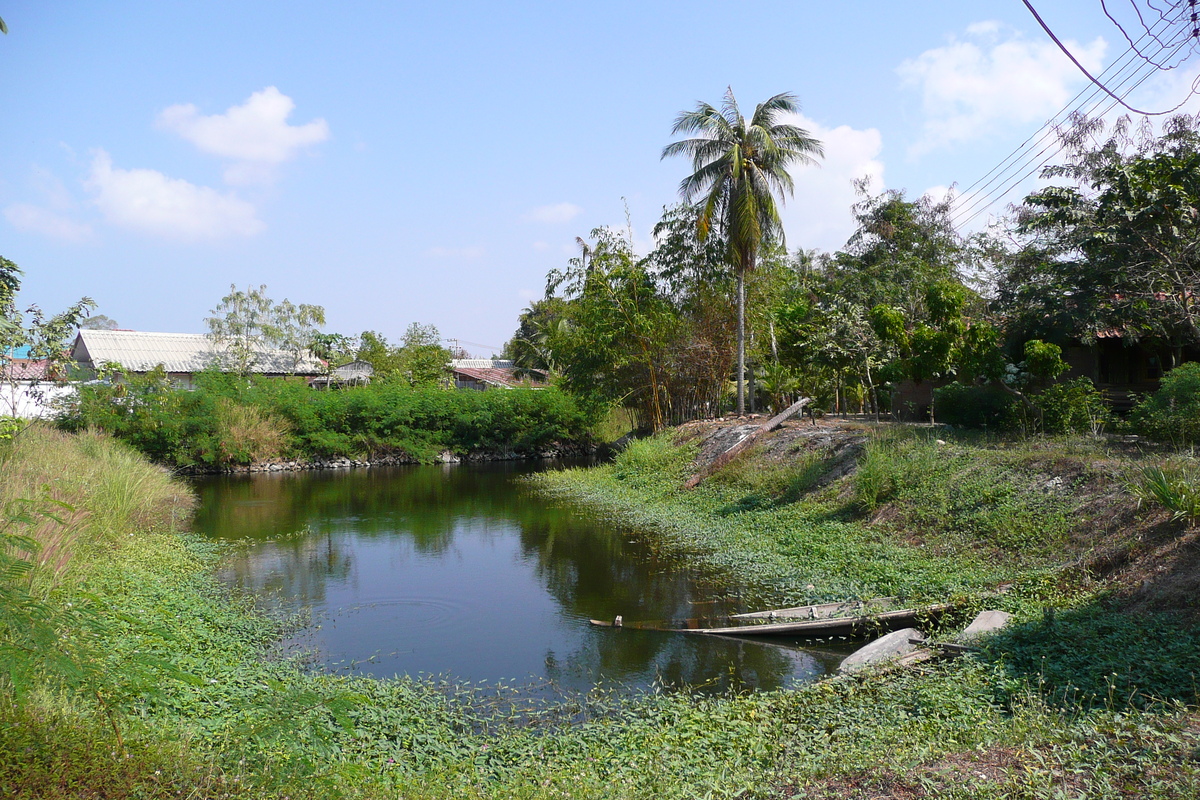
[588,600,953,637]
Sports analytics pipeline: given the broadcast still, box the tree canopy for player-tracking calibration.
[662,88,823,415]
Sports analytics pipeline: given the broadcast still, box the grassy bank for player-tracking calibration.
[3,425,1200,798]
[532,426,1106,611]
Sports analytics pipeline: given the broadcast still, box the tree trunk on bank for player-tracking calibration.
[736,269,746,416]
[749,358,756,413]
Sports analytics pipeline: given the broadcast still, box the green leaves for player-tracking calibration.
[205,284,326,376]
[1131,362,1200,447]
[1128,462,1200,524]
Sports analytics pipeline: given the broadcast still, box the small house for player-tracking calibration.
[0,356,73,418]
[447,359,547,390]
[310,360,374,389]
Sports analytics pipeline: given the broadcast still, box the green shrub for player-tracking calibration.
[58,377,593,466]
[1131,361,1200,446]
[1033,377,1110,435]
[58,368,217,465]
[1128,461,1200,523]
[936,378,1109,435]
[933,381,1015,430]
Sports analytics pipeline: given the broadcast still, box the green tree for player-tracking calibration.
[827,183,965,319]
[662,88,823,415]
[205,284,325,375]
[78,314,119,330]
[355,330,404,379]
[546,227,679,429]
[397,323,451,387]
[1006,114,1200,365]
[0,256,95,422]
[273,299,327,373]
[503,298,568,377]
[309,332,358,368]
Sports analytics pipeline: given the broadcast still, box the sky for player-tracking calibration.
[4,1,1200,356]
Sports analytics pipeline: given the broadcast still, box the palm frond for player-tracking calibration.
[751,92,802,125]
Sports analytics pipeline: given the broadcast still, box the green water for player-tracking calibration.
[193,460,850,694]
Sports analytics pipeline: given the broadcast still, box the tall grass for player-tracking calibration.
[0,426,194,581]
[1129,461,1200,524]
[213,397,290,465]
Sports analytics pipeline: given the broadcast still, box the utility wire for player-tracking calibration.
[950,12,1196,227]
[952,46,1187,227]
[1022,0,1198,115]
[1101,0,1193,67]
[954,4,1180,204]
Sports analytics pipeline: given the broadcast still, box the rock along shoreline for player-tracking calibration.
[175,441,598,475]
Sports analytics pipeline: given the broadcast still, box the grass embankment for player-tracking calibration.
[4,425,1200,798]
[534,425,1102,609]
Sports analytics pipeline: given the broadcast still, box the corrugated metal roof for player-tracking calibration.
[72,330,324,375]
[450,365,546,388]
[332,360,374,380]
[449,358,515,369]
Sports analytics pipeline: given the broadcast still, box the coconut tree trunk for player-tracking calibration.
[736,269,746,416]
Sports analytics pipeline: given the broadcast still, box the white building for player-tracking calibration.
[0,358,73,418]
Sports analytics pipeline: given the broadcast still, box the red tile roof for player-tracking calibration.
[0,358,52,381]
[451,366,546,388]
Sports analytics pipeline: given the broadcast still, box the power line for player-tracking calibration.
[954,4,1181,205]
[951,33,1191,227]
[1021,0,1199,116]
[950,9,1198,228]
[1101,0,1197,68]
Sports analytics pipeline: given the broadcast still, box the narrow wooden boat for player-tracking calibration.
[588,599,953,637]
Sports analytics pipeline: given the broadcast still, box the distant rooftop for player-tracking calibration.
[449,358,515,369]
[72,330,324,375]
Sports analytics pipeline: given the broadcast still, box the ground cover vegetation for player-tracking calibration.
[5,424,1200,798]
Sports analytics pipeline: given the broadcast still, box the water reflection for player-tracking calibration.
[193,463,850,694]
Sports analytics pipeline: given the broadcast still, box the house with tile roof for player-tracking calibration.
[447,359,547,390]
[0,356,74,418]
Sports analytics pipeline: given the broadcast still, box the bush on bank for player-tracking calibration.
[56,368,593,466]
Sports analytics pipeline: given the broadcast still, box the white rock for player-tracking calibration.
[838,627,926,674]
[958,610,1012,641]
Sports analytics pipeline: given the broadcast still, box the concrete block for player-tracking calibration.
[838,627,926,674]
[958,610,1012,641]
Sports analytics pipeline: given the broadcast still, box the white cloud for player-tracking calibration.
[4,203,93,241]
[426,245,485,259]
[776,113,886,251]
[532,241,551,251]
[3,165,93,242]
[84,150,264,240]
[156,87,330,185]
[523,202,582,224]
[898,22,1106,156]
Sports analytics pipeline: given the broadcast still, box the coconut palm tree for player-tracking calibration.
[662,88,822,415]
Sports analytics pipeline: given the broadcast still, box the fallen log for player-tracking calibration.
[684,397,811,489]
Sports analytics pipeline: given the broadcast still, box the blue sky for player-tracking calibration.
[4,1,1199,355]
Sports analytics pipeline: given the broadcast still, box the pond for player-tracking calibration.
[193,461,852,695]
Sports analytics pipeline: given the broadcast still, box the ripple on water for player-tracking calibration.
[327,596,469,632]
